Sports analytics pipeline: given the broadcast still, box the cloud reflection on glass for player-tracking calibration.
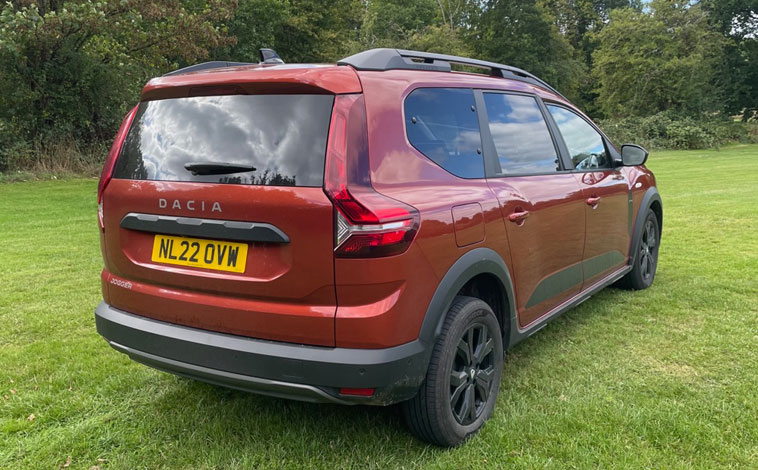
[483,93,560,175]
[547,105,608,169]
[114,94,334,187]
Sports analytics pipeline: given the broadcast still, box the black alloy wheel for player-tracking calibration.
[618,209,660,290]
[449,322,497,425]
[639,218,658,281]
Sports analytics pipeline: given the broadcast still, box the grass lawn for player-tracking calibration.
[1,145,756,469]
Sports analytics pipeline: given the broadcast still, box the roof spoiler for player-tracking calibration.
[338,48,566,101]
[163,48,284,77]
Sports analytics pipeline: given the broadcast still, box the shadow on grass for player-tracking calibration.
[121,285,640,465]
[134,374,433,464]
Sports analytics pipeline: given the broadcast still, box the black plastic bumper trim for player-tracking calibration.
[120,213,290,243]
[108,340,353,404]
[94,302,428,405]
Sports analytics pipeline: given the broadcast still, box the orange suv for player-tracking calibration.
[95,48,662,446]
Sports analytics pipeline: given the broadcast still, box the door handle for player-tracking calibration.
[508,211,530,223]
[586,196,601,206]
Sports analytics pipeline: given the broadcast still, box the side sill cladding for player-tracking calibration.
[417,248,517,352]
[630,187,663,266]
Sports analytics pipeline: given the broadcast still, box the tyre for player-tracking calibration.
[402,296,503,447]
[618,209,660,290]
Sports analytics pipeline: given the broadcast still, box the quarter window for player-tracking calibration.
[405,88,484,179]
[483,93,560,175]
[547,105,610,170]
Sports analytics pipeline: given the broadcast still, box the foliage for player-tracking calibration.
[359,0,437,49]
[215,0,363,63]
[598,112,758,150]
[476,0,586,102]
[210,0,287,63]
[540,0,642,114]
[0,0,236,171]
[1,0,757,172]
[592,1,725,118]
[356,0,473,57]
[702,0,758,120]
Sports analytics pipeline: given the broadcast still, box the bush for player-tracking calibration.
[597,112,758,150]
[0,1,236,173]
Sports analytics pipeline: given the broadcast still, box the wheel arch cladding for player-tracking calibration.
[418,247,517,351]
[631,187,662,265]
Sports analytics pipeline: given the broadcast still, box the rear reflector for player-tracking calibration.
[339,387,375,397]
[324,94,419,258]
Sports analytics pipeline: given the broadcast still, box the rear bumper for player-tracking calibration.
[94,301,429,405]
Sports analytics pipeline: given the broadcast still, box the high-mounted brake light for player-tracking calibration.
[98,106,137,229]
[324,94,419,258]
[188,85,246,97]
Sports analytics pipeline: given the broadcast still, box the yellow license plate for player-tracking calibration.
[151,235,248,273]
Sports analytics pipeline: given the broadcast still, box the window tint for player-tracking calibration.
[483,93,560,175]
[405,88,484,179]
[114,94,334,186]
[547,105,609,170]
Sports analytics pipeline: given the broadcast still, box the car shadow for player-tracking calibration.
[133,285,640,465]
[139,376,436,464]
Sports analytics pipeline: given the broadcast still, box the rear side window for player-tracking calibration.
[547,105,610,170]
[405,88,484,179]
[483,93,560,175]
[114,94,334,186]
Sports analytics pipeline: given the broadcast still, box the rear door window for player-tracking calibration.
[482,93,560,175]
[404,88,484,179]
[113,94,334,186]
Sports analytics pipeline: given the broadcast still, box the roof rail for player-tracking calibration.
[337,48,566,101]
[163,48,285,77]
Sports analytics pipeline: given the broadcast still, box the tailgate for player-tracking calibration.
[100,93,337,346]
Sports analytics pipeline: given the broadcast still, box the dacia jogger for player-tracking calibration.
[95,48,662,446]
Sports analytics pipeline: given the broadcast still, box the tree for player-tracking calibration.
[359,0,438,50]
[212,0,288,64]
[274,0,363,62]
[477,0,586,102]
[702,0,758,120]
[539,0,642,114]
[0,0,236,161]
[543,0,641,59]
[592,1,724,118]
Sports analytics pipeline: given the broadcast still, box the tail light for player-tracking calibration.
[324,94,419,258]
[98,106,137,229]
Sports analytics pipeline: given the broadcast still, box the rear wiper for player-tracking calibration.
[184,162,257,176]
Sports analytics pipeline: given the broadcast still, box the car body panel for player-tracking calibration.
[140,64,362,101]
[486,175,586,327]
[100,179,337,346]
[575,168,631,288]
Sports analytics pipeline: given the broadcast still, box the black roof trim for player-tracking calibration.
[163,49,285,77]
[337,48,567,101]
[163,61,253,77]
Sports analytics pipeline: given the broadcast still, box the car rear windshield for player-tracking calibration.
[113,94,334,187]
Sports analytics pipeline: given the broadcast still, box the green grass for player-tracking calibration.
[1,145,757,469]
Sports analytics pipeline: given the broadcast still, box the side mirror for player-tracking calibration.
[621,144,649,166]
